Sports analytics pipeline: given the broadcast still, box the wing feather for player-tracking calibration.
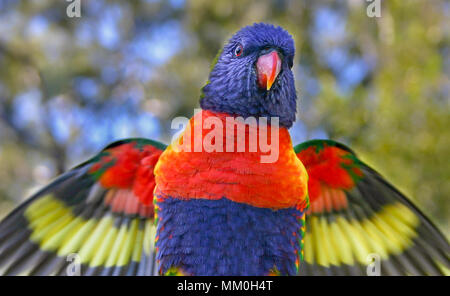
[295,139,450,275]
[0,138,165,276]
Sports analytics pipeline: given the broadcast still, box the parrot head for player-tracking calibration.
[200,23,297,128]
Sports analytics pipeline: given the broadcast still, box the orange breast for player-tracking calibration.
[154,110,309,210]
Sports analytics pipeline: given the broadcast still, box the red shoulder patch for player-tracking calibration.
[96,143,142,188]
[90,142,163,207]
[296,145,363,208]
[133,150,161,205]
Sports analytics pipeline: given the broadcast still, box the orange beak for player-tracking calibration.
[256,50,282,91]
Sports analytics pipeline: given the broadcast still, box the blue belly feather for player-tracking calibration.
[155,197,304,275]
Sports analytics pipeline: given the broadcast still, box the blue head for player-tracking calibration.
[200,23,297,128]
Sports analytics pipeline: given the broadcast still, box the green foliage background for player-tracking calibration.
[0,0,448,236]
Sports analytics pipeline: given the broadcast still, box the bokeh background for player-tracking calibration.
[0,0,448,236]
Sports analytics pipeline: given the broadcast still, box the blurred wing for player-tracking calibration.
[0,138,166,276]
[295,140,450,276]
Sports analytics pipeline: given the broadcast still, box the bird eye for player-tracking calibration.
[234,44,244,57]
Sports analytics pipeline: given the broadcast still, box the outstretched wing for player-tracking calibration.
[295,139,450,276]
[0,138,166,276]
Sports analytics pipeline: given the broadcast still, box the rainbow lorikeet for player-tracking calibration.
[0,23,448,276]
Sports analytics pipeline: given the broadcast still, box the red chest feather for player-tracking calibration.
[154,110,308,210]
